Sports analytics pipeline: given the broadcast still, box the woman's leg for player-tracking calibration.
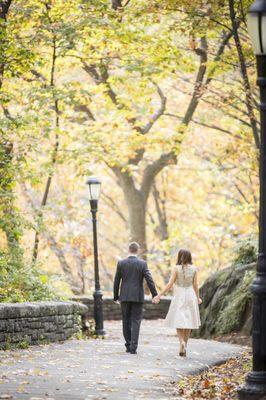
[176,329,186,355]
[184,329,191,345]
[176,329,183,344]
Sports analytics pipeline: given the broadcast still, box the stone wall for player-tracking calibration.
[71,297,171,320]
[0,301,88,350]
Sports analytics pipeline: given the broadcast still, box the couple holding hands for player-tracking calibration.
[113,242,201,357]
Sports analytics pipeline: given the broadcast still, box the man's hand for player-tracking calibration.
[152,295,160,304]
[114,300,120,305]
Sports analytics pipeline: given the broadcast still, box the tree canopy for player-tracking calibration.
[0,0,259,299]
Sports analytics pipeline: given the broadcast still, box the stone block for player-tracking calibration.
[11,332,26,343]
[56,315,67,323]
[0,342,6,350]
[5,321,15,333]
[30,331,39,341]
[0,320,5,332]
[13,321,23,332]
[63,320,73,329]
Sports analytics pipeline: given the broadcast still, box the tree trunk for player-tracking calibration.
[0,0,13,86]
[228,0,260,150]
[32,35,59,263]
[0,141,22,260]
[114,168,148,257]
[127,192,147,256]
[152,182,169,241]
[0,1,23,261]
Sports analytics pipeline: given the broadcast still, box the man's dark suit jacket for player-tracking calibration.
[113,256,158,302]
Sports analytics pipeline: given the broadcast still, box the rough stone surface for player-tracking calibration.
[71,296,171,320]
[194,263,255,339]
[0,301,88,349]
[0,320,245,400]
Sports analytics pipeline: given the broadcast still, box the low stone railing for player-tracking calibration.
[0,301,88,350]
[0,297,171,350]
[71,296,171,320]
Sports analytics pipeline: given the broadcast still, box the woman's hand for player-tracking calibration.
[152,295,161,304]
[198,297,202,305]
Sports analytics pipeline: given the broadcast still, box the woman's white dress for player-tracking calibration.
[164,264,201,329]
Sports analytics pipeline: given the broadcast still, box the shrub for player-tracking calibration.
[0,250,57,303]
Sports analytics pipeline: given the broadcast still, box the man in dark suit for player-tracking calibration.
[113,242,158,354]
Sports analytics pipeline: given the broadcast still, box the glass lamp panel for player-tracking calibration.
[262,15,266,54]
[247,13,262,54]
[89,182,101,200]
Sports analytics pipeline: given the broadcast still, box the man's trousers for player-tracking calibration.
[121,302,143,352]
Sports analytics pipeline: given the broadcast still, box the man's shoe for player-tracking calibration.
[126,348,130,353]
[130,350,137,354]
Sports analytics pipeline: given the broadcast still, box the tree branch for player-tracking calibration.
[228,0,260,149]
[82,62,167,165]
[21,183,82,293]
[141,36,208,198]
[101,191,128,225]
[165,112,244,141]
[141,82,167,134]
[74,104,95,121]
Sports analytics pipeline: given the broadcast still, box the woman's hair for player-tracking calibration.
[176,249,192,265]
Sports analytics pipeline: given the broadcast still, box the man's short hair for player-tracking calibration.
[129,242,140,254]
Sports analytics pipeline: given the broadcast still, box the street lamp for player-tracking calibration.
[239,1,266,398]
[86,177,105,336]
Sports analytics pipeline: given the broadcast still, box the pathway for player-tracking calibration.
[0,320,245,400]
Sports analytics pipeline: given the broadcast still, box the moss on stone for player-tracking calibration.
[196,263,255,338]
[214,269,232,287]
[215,270,254,335]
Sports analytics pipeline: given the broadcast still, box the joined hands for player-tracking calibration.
[152,295,161,304]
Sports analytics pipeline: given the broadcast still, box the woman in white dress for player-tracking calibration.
[153,249,202,357]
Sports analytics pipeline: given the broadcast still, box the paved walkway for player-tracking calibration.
[0,320,244,400]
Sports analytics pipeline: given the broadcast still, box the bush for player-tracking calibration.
[0,251,57,303]
[233,236,257,266]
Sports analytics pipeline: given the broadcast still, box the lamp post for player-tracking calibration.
[86,177,105,336]
[239,1,266,398]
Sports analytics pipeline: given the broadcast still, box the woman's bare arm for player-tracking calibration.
[193,271,202,304]
[155,269,177,300]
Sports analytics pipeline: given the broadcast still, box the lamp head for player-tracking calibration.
[86,177,101,201]
[248,0,266,55]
